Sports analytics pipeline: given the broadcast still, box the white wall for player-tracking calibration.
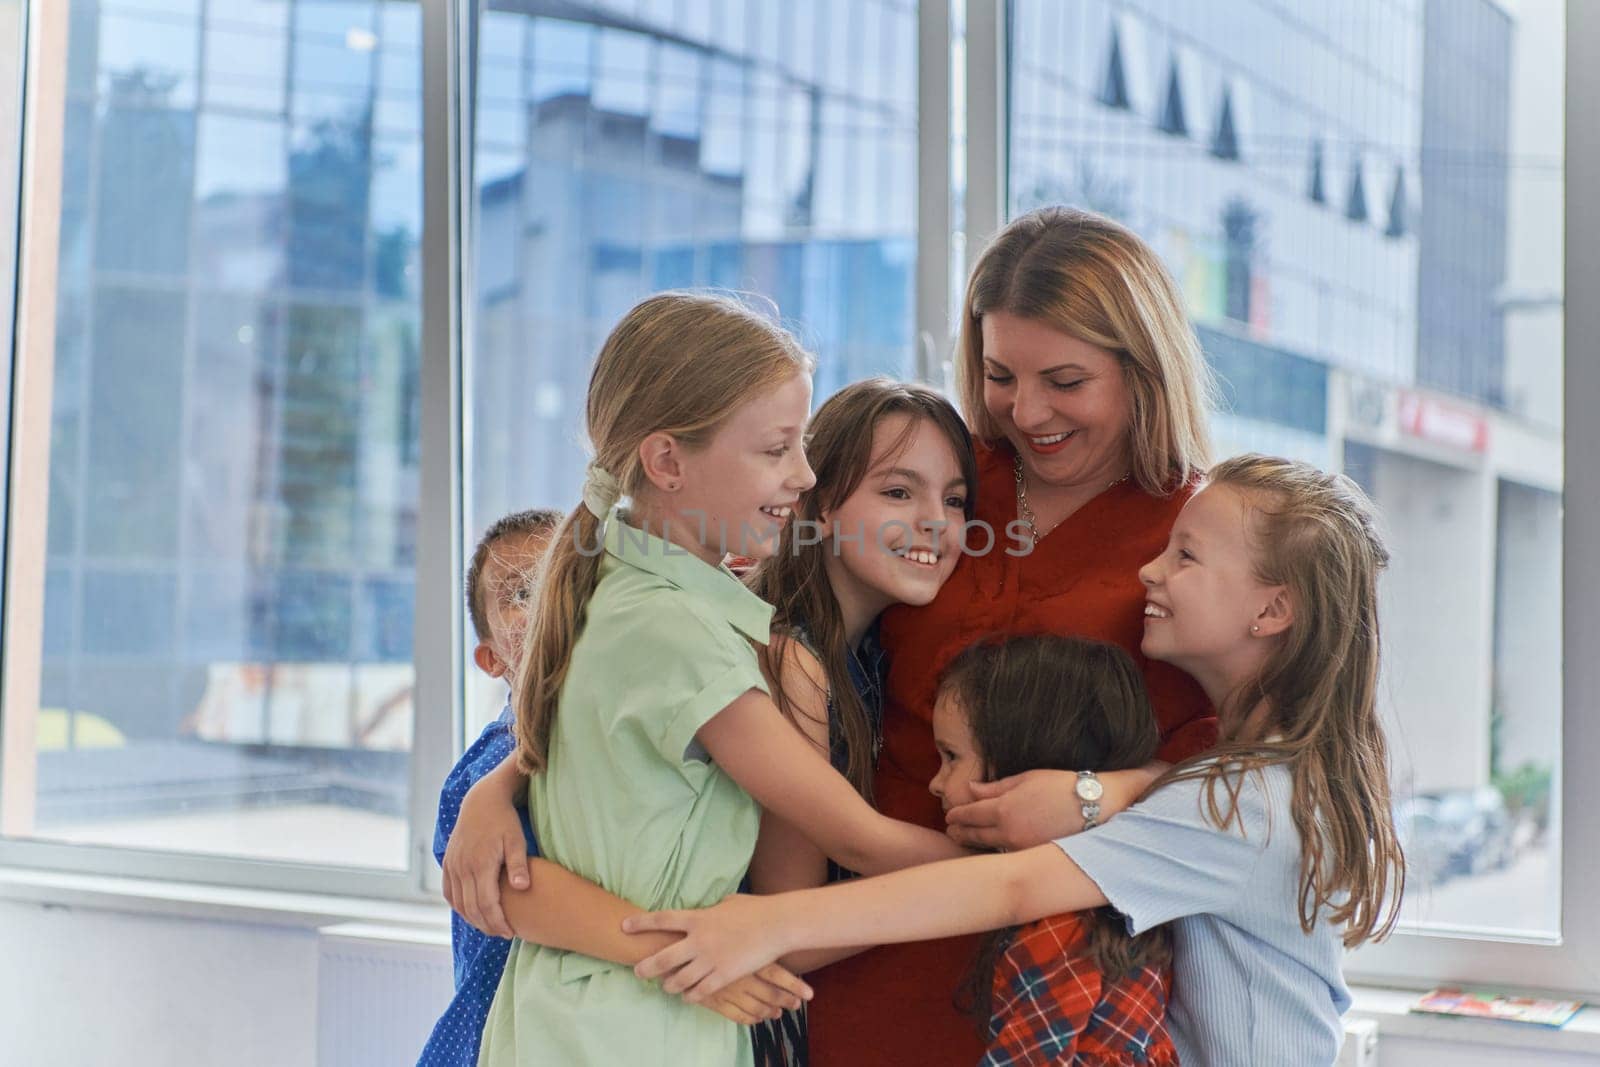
[0,895,453,1067]
[0,898,322,1067]
[1494,479,1562,773]
[1502,0,1565,429]
[1372,451,1498,793]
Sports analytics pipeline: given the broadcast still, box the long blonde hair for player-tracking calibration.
[747,378,977,798]
[1161,454,1405,947]
[513,292,813,774]
[957,206,1214,494]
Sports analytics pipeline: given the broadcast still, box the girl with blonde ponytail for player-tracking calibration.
[472,294,964,1067]
[626,453,1405,1067]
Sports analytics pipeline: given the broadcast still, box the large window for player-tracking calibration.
[461,0,921,732]
[0,1,1593,1001]
[1,0,423,871]
[1006,0,1566,946]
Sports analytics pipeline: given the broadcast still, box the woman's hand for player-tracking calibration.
[944,763,1164,851]
[443,758,531,937]
[698,963,813,1025]
[624,895,794,1002]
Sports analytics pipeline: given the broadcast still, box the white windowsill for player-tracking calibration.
[4,867,1598,1055]
[1346,985,1600,1056]
[0,866,450,933]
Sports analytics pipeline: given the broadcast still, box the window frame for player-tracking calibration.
[0,0,20,508]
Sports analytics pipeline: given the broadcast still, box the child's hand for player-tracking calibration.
[697,963,813,1025]
[443,760,531,937]
[624,895,793,1002]
[944,764,1163,851]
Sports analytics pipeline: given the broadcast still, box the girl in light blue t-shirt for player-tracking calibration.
[629,454,1407,1067]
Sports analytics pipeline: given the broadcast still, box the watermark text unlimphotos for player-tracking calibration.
[574,510,1034,559]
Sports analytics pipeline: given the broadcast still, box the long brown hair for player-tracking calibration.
[748,378,976,798]
[513,292,812,773]
[957,206,1214,494]
[1157,454,1405,947]
[939,634,1173,1029]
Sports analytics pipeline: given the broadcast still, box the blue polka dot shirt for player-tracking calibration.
[417,702,538,1067]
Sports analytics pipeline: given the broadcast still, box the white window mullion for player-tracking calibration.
[915,0,952,382]
[408,0,471,899]
[1,0,66,843]
[964,0,1007,278]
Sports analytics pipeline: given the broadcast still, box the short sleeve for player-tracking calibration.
[647,599,770,766]
[1056,768,1274,934]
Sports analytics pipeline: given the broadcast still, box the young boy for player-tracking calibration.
[418,509,560,1067]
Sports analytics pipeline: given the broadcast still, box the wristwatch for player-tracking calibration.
[1076,770,1104,830]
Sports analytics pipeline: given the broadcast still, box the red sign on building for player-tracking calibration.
[1397,390,1490,453]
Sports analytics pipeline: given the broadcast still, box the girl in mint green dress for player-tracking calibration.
[475,293,964,1067]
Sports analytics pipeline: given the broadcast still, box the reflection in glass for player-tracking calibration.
[463,1,921,732]
[1008,0,1565,938]
[21,0,424,869]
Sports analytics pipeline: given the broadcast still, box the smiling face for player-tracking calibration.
[980,310,1133,491]
[1138,483,1286,701]
[662,372,818,562]
[821,413,969,623]
[928,687,986,812]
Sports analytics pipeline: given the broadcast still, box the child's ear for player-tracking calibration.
[473,643,507,679]
[638,432,685,492]
[1253,586,1295,638]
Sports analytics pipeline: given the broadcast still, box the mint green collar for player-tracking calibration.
[600,510,774,645]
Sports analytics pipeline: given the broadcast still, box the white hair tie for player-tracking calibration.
[581,463,622,517]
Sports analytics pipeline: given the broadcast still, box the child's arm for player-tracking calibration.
[442,754,531,938]
[626,844,1103,1000]
[635,763,1278,1001]
[501,859,675,962]
[944,761,1167,851]
[501,861,812,1022]
[698,690,966,876]
[743,641,875,973]
[746,639,833,896]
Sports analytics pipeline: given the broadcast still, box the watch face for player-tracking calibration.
[1077,777,1104,802]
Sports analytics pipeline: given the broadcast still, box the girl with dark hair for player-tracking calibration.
[932,635,1175,1066]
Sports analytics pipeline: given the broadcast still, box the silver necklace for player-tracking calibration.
[1013,453,1131,544]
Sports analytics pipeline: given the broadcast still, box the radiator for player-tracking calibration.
[317,921,455,1067]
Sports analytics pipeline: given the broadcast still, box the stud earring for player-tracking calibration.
[1251,625,1260,634]
[667,482,679,491]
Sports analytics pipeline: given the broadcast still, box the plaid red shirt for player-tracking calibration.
[982,911,1178,1066]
